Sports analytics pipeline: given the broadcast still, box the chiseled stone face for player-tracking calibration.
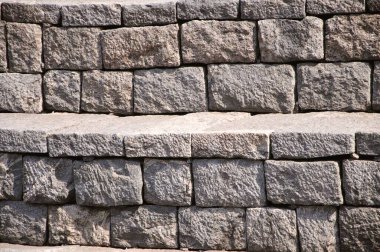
[372,62,380,111]
[368,0,380,12]
[0,22,7,72]
[177,0,239,20]
[241,0,306,19]
[356,132,380,156]
[123,2,176,26]
[62,4,121,26]
[0,153,23,200]
[307,0,365,14]
[2,2,60,24]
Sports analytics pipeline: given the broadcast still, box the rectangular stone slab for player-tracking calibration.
[241,0,306,19]
[61,4,121,26]
[177,0,239,20]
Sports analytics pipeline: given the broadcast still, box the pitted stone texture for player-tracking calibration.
[43,70,81,113]
[193,159,266,207]
[123,2,176,26]
[343,160,380,206]
[74,159,142,207]
[179,207,245,250]
[247,208,297,252]
[373,62,380,110]
[134,67,206,114]
[44,27,102,70]
[62,4,121,26]
[297,62,371,111]
[111,205,177,248]
[177,0,238,20]
[0,73,42,113]
[368,0,380,12]
[0,22,6,72]
[49,205,110,246]
[2,2,60,24]
[356,132,380,156]
[259,17,323,62]
[0,201,47,245]
[265,160,343,205]
[297,207,339,252]
[326,15,380,61]
[208,64,295,113]
[81,71,133,115]
[340,207,380,252]
[241,0,306,19]
[144,159,192,206]
[102,25,180,69]
[181,20,256,64]
[307,0,365,14]
[0,153,22,200]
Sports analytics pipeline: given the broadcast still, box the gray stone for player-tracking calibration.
[177,0,239,20]
[43,70,81,113]
[74,159,142,206]
[0,201,47,245]
[193,159,266,207]
[356,132,380,156]
[307,0,365,14]
[181,20,256,64]
[247,208,297,252]
[265,160,343,205]
[0,244,129,252]
[340,207,380,252]
[62,4,121,26]
[208,64,295,113]
[81,71,133,115]
[44,27,102,70]
[297,207,339,252]
[134,67,207,114]
[102,25,180,69]
[49,205,110,246]
[0,153,22,200]
[297,62,371,111]
[0,73,42,113]
[373,62,380,110]
[259,17,324,62]
[368,0,380,12]
[179,207,245,250]
[241,0,306,19]
[143,159,192,206]
[123,2,176,26]
[326,15,380,61]
[2,2,60,24]
[111,205,177,248]
[0,22,6,72]
[23,156,74,204]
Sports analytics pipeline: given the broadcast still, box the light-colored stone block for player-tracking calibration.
[62,4,121,26]
[307,0,365,14]
[241,0,306,19]
[177,0,238,20]
[123,2,176,26]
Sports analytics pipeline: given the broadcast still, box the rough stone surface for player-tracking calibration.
[0,153,22,200]
[177,0,238,20]
[44,27,102,70]
[247,208,297,252]
[259,17,323,62]
[193,159,265,207]
[81,71,133,115]
[373,62,380,110]
[0,73,42,113]
[0,22,7,72]
[123,2,176,26]
[74,159,142,206]
[307,0,365,14]
[368,0,380,12]
[144,159,192,206]
[208,64,295,113]
[265,160,343,205]
[62,4,121,26]
[2,2,60,24]
[297,207,339,252]
[102,25,180,69]
[241,0,306,19]
[179,207,245,250]
[111,205,177,248]
[43,70,81,113]
[297,62,371,111]
[0,201,47,245]
[49,205,110,246]
[134,67,206,114]
[181,20,256,64]
[356,132,380,156]
[0,244,129,252]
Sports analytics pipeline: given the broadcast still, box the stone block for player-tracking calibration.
[177,0,238,20]
[356,132,380,156]
[123,2,176,26]
[241,0,305,19]
[307,0,365,14]
[368,0,380,12]
[0,22,6,72]
[2,2,60,24]
[62,4,121,26]
[0,153,22,200]
[373,62,380,110]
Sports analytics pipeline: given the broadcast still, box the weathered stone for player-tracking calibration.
[81,71,133,115]
[49,205,110,246]
[0,201,47,245]
[2,2,60,24]
[297,62,371,111]
[0,153,22,200]
[74,159,142,206]
[307,0,365,14]
[62,4,121,26]
[241,0,305,19]
[23,156,74,204]
[179,207,245,250]
[111,205,177,248]
[0,22,7,72]
[144,159,192,206]
[134,67,206,114]
[265,160,343,205]
[356,132,380,156]
[247,208,297,252]
[123,1,176,26]
[44,27,102,70]
[368,0,380,12]
[102,24,180,69]
[43,70,81,113]
[181,20,256,64]
[178,0,238,20]
[193,159,265,207]
[326,15,380,61]
[340,207,380,252]
[297,207,339,252]
[0,73,42,113]
[373,62,380,110]
[208,64,295,112]
[259,17,323,62]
